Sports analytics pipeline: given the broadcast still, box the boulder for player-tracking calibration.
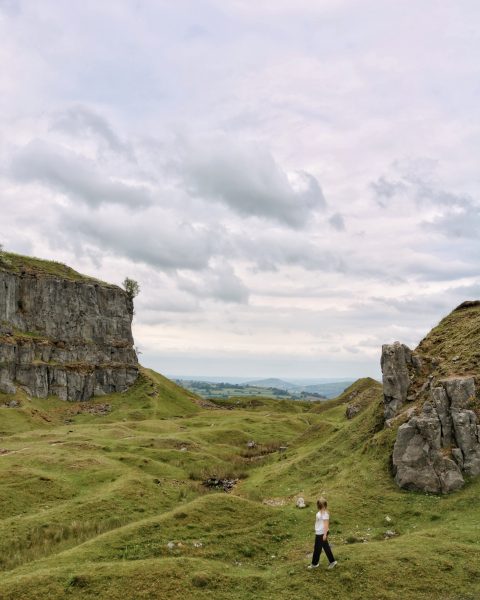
[346,404,360,419]
[392,377,480,493]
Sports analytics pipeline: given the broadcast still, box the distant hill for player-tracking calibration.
[175,378,354,400]
[299,381,355,398]
[245,378,354,399]
[244,378,298,391]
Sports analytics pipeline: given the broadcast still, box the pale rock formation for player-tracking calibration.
[381,342,416,420]
[392,377,480,493]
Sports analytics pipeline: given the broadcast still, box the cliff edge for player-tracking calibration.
[0,252,138,401]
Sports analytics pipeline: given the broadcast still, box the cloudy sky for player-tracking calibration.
[1,0,479,380]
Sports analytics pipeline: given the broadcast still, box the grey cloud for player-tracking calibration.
[137,298,200,320]
[55,206,218,271]
[371,167,473,212]
[10,140,151,208]
[370,176,407,207]
[371,166,480,242]
[328,212,345,231]
[172,136,326,228]
[401,254,479,281]
[177,262,249,304]
[50,105,133,157]
[237,232,346,272]
[423,203,480,239]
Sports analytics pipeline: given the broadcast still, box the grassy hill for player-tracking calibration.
[1,363,479,599]
[415,300,480,380]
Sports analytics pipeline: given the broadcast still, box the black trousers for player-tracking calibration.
[312,533,335,565]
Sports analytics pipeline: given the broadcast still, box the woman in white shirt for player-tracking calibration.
[308,497,337,569]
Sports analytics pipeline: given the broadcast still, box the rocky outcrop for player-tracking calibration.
[345,404,361,419]
[381,342,418,420]
[392,377,480,493]
[0,267,138,401]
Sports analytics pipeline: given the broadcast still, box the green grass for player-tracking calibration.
[416,301,480,379]
[0,251,110,285]
[0,370,479,600]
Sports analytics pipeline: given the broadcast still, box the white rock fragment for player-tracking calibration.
[296,497,306,508]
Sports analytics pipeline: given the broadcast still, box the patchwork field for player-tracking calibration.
[0,370,479,600]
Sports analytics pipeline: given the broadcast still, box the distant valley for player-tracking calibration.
[174,377,355,400]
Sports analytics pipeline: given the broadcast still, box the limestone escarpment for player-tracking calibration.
[0,255,138,401]
[381,302,480,493]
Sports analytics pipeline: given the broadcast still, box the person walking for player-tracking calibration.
[307,497,337,569]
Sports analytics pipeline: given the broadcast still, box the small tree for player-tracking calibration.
[123,277,140,300]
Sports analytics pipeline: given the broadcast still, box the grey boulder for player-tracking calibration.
[392,377,480,493]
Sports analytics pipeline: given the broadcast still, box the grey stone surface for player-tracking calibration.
[0,271,138,401]
[346,404,360,419]
[392,377,480,493]
[381,342,414,420]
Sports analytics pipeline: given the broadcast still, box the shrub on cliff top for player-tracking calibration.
[123,277,140,299]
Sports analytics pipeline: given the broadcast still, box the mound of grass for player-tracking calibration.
[308,377,381,414]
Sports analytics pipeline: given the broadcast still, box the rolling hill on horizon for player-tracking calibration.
[244,378,299,390]
[175,378,356,400]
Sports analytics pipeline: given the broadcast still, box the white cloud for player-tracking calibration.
[171,134,326,227]
[177,261,249,304]
[10,139,151,208]
[50,105,133,158]
[0,0,479,378]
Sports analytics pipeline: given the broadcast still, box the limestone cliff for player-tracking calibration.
[381,301,480,493]
[0,253,138,401]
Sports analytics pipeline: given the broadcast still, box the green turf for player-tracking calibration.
[0,251,110,285]
[415,301,480,381]
[0,366,479,600]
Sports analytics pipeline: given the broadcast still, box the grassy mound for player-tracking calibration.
[0,369,479,599]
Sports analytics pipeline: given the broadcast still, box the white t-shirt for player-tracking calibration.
[315,510,330,535]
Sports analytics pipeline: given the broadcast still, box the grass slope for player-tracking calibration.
[0,371,479,600]
[415,301,480,379]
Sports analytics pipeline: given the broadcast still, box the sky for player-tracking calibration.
[1,0,479,380]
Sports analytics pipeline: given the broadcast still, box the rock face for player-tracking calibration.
[0,268,138,401]
[381,342,419,420]
[392,377,480,493]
